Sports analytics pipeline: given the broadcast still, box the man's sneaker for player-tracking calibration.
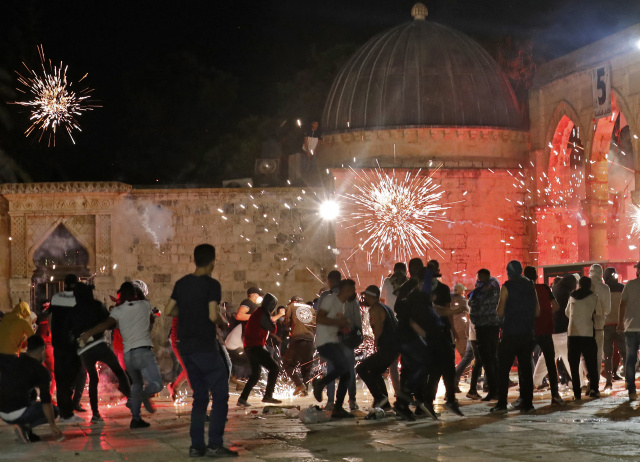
[481,394,497,402]
[508,397,524,411]
[27,431,41,443]
[324,402,334,412]
[520,405,535,414]
[205,445,239,457]
[587,389,600,399]
[417,402,438,420]
[349,401,359,411]
[236,398,250,407]
[551,395,565,406]
[466,390,481,400]
[630,391,638,401]
[293,385,308,397]
[73,403,87,413]
[142,396,156,414]
[189,446,206,458]
[613,373,623,381]
[445,400,464,416]
[331,406,356,419]
[373,397,389,410]
[130,418,151,429]
[262,396,282,404]
[490,405,508,415]
[59,414,85,424]
[13,424,30,443]
[90,414,104,424]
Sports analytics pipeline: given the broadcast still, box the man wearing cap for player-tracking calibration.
[356,285,397,409]
[235,287,264,335]
[283,296,316,396]
[618,262,640,401]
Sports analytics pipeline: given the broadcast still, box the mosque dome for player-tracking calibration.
[322,3,522,133]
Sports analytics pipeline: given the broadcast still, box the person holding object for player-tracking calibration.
[0,335,63,443]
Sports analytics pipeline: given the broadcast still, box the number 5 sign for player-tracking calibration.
[592,63,612,119]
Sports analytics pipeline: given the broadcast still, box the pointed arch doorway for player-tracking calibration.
[31,224,92,314]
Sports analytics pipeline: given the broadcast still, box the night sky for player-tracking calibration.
[1,0,640,185]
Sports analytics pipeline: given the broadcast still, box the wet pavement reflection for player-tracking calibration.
[2,378,640,461]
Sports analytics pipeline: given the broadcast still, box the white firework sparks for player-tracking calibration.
[11,45,99,146]
[339,167,450,263]
[630,204,640,238]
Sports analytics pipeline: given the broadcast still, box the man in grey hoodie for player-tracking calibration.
[589,264,611,378]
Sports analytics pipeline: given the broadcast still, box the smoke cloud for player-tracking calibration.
[116,198,175,249]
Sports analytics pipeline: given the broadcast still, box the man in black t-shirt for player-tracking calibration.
[0,335,63,443]
[164,244,238,458]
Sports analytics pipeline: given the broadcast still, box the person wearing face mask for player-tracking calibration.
[236,293,285,406]
[235,287,264,336]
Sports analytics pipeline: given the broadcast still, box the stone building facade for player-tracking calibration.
[0,183,336,313]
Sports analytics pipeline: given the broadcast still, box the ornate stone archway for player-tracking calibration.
[0,182,131,306]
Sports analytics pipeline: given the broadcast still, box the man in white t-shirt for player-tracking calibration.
[80,282,162,428]
[312,279,357,419]
[618,262,640,401]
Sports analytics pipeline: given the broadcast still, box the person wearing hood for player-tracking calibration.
[490,261,539,414]
[237,293,285,407]
[0,301,35,362]
[468,269,501,401]
[566,276,600,400]
[588,264,611,377]
[603,267,625,388]
[534,274,579,390]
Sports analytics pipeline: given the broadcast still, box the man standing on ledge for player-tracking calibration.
[164,244,238,458]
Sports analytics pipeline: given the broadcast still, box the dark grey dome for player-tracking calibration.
[322,13,522,132]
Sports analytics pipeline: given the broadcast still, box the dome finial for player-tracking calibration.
[411,3,428,20]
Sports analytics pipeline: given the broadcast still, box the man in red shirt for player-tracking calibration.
[237,293,285,406]
[524,266,564,406]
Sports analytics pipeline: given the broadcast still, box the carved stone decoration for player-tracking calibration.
[95,214,112,275]
[0,182,131,195]
[10,216,26,277]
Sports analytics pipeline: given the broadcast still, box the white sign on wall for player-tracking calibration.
[592,63,612,119]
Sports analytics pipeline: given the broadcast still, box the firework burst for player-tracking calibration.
[11,45,99,146]
[339,167,450,263]
[630,204,640,238]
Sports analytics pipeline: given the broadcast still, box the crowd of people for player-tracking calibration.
[1,242,640,458]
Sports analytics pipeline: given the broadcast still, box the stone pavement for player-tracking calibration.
[2,378,640,461]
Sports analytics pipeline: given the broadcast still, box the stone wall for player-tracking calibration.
[331,168,528,292]
[113,188,335,311]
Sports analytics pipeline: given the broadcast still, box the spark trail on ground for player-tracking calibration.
[11,45,99,146]
[339,167,450,263]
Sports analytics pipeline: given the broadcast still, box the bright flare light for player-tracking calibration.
[319,200,340,220]
[630,204,640,237]
[11,45,99,146]
[339,167,449,262]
